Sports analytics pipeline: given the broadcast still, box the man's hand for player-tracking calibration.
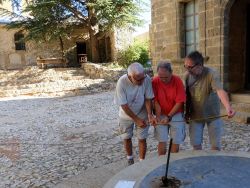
[148,114,157,126]
[155,116,161,126]
[159,117,170,125]
[217,89,236,119]
[134,117,147,128]
[226,106,236,118]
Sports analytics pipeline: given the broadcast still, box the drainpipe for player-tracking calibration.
[219,0,222,83]
[175,0,179,58]
[204,0,207,56]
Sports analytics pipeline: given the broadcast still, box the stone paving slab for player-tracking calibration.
[55,152,158,188]
[55,159,127,188]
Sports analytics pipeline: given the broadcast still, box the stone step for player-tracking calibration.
[221,107,250,124]
[231,102,250,114]
[221,93,250,124]
[230,93,250,104]
[232,111,250,124]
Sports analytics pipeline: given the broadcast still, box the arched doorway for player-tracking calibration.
[228,0,250,92]
[246,5,250,89]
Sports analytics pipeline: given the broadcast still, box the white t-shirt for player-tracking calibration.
[114,74,154,120]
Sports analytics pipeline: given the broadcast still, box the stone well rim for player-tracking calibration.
[103,150,250,188]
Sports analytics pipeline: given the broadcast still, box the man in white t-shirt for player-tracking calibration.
[114,62,155,165]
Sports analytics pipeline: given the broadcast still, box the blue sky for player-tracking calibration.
[133,0,151,36]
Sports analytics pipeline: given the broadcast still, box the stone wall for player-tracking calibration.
[0,24,132,69]
[82,63,154,81]
[150,0,179,70]
[0,25,63,69]
[0,1,133,69]
[150,0,238,89]
[81,63,126,81]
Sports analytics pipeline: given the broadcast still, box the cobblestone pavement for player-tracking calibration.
[0,91,249,187]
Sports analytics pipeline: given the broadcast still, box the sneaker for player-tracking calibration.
[127,158,134,166]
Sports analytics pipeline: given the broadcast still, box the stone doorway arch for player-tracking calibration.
[222,0,250,92]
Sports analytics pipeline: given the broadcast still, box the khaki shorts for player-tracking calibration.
[118,118,149,140]
[154,113,186,144]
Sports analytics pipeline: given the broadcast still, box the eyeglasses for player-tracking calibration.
[184,64,198,70]
[128,73,146,83]
[133,74,146,82]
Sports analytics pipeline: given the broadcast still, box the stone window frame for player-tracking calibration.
[184,0,199,55]
[178,0,199,57]
[14,32,26,51]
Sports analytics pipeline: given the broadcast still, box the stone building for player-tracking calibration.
[150,0,250,123]
[0,1,132,69]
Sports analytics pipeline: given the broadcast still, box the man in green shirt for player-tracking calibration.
[184,51,235,150]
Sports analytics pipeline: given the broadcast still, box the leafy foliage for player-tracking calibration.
[117,39,149,68]
[2,0,148,60]
[4,0,146,40]
[6,1,76,42]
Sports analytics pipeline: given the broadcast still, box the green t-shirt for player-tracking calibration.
[185,67,223,120]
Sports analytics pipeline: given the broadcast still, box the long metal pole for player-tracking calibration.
[165,138,173,178]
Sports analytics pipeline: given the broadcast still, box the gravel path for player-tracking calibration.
[0,91,249,187]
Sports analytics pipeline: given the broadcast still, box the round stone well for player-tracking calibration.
[103,151,250,188]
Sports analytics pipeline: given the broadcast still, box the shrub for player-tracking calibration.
[117,40,150,68]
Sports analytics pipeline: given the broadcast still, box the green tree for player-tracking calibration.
[2,0,148,62]
[6,1,76,57]
[118,39,149,68]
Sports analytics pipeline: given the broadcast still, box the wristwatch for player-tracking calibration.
[167,115,172,122]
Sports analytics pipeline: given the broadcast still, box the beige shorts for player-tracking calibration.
[118,118,149,140]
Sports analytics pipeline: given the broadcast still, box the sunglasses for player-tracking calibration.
[184,63,199,70]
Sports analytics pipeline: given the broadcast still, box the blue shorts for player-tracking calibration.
[118,118,149,140]
[189,118,224,148]
[154,113,186,144]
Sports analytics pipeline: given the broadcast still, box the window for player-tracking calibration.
[184,0,199,55]
[14,33,26,50]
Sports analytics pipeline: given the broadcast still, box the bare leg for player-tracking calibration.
[138,139,147,159]
[124,139,133,156]
[171,143,179,153]
[158,142,166,155]
[193,144,202,150]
